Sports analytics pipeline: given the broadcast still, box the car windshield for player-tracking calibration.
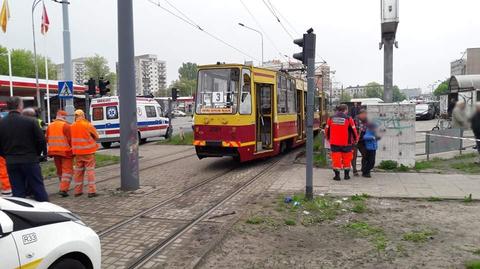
[196,68,239,114]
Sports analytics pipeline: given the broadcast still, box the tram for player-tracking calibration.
[193,63,327,162]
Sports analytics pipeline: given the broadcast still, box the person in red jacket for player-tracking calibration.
[325,104,359,180]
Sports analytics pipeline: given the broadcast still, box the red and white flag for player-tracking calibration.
[40,2,49,35]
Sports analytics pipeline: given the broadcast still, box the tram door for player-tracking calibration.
[255,84,273,152]
[296,89,304,140]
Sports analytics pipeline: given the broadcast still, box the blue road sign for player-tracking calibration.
[58,81,74,99]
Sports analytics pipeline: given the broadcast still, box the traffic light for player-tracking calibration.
[293,28,316,65]
[99,78,111,96]
[85,78,96,96]
[171,88,179,101]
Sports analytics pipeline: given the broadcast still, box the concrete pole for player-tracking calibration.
[61,1,74,123]
[305,57,315,200]
[118,0,140,191]
[383,37,393,103]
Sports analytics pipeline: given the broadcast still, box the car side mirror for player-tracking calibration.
[0,211,14,237]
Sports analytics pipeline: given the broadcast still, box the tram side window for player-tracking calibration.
[277,75,288,113]
[315,97,320,112]
[287,79,296,114]
[240,69,252,114]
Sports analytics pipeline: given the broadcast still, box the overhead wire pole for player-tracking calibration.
[118,0,140,191]
[238,23,263,65]
[59,0,75,123]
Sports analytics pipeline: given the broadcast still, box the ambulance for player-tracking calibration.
[0,197,101,269]
[90,96,171,148]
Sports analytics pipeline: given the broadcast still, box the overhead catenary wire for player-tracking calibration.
[261,0,327,64]
[239,0,286,61]
[266,0,300,36]
[261,0,294,40]
[146,0,260,61]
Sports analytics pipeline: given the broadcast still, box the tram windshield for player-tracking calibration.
[196,68,239,114]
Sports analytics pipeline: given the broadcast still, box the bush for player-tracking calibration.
[378,160,398,170]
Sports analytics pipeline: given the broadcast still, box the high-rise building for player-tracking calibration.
[56,57,88,85]
[451,48,480,76]
[133,54,167,96]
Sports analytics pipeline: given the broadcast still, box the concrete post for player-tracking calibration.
[118,0,140,191]
[383,37,394,103]
[305,57,315,200]
[62,1,74,123]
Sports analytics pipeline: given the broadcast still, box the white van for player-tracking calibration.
[90,96,170,148]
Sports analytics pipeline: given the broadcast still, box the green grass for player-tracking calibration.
[451,162,480,174]
[41,153,120,179]
[344,221,387,251]
[378,160,398,170]
[284,219,296,226]
[465,260,480,269]
[402,229,436,243]
[472,249,480,256]
[313,133,324,151]
[156,132,194,145]
[464,194,474,203]
[246,216,265,225]
[414,160,434,170]
[351,200,367,213]
[313,152,328,167]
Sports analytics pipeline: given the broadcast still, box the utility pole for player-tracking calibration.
[118,0,140,191]
[61,0,75,123]
[31,0,42,118]
[293,28,316,200]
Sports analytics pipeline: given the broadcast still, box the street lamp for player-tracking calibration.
[238,22,264,66]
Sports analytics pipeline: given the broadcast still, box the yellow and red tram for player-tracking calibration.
[193,63,326,162]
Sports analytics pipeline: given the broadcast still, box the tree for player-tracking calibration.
[84,54,116,94]
[365,82,383,98]
[434,80,449,96]
[0,45,57,80]
[392,85,407,102]
[168,62,198,97]
[84,54,110,80]
[178,62,198,81]
[339,92,352,102]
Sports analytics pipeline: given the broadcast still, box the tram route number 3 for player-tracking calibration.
[212,92,223,103]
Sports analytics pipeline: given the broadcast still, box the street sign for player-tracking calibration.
[58,81,74,99]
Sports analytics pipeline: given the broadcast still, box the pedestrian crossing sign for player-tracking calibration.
[58,81,74,99]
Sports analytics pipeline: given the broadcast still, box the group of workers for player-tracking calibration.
[325,104,379,181]
[0,96,99,201]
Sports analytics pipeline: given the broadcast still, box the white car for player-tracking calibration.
[172,110,187,117]
[0,197,101,269]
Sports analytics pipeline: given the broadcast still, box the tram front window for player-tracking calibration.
[196,68,239,114]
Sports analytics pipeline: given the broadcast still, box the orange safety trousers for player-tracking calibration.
[0,156,11,193]
[74,154,96,194]
[331,151,353,170]
[54,156,74,192]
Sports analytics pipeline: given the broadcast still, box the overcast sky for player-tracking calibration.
[1,0,479,91]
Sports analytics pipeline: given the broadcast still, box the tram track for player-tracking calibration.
[115,157,281,269]
[45,147,196,192]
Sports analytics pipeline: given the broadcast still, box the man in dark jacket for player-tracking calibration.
[0,97,49,201]
[471,103,480,163]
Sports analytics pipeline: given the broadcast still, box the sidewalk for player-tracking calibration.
[269,164,480,199]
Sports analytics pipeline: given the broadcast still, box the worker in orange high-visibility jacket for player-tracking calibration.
[46,110,73,197]
[71,109,99,198]
[325,104,359,181]
[0,156,11,196]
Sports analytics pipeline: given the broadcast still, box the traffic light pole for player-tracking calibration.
[61,1,75,123]
[118,0,140,191]
[305,57,315,200]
